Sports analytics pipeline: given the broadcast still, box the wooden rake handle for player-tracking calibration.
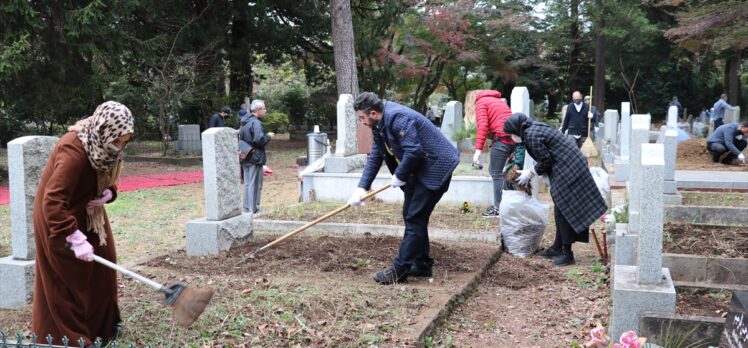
[246,184,392,259]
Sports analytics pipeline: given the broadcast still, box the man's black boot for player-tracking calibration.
[373,266,408,284]
[409,265,433,277]
[539,246,562,259]
[553,244,575,266]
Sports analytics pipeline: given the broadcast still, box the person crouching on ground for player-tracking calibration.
[503,113,607,266]
[706,121,748,165]
[32,101,134,347]
[347,92,460,284]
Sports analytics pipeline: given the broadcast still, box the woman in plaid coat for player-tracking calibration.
[503,113,607,266]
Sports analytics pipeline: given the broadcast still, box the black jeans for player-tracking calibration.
[709,140,747,163]
[489,141,515,208]
[393,176,450,272]
[552,205,589,247]
[713,118,724,131]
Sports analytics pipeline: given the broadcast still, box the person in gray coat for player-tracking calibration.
[239,100,274,213]
[504,113,608,266]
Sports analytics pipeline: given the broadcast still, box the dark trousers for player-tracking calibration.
[709,140,747,164]
[713,118,724,130]
[566,134,586,149]
[489,141,515,208]
[393,176,450,272]
[551,205,589,249]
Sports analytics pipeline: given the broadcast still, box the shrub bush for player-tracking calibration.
[262,111,289,133]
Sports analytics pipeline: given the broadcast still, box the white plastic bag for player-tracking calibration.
[589,167,609,201]
[498,190,550,257]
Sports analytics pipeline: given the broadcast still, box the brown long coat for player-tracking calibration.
[32,132,120,345]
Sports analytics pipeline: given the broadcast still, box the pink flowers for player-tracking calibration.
[585,326,610,347]
[584,327,646,348]
[613,331,646,348]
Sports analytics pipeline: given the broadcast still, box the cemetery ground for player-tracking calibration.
[0,137,745,346]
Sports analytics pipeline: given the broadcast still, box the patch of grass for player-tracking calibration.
[106,184,204,263]
[681,191,748,208]
[263,200,497,232]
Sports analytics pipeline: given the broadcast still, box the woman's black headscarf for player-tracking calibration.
[503,112,532,138]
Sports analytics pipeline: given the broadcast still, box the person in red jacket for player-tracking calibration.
[471,90,516,217]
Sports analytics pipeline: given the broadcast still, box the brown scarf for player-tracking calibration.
[68,101,134,246]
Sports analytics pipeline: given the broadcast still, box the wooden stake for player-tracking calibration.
[590,228,605,259]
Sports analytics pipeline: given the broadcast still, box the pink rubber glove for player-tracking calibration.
[87,188,113,208]
[262,166,274,177]
[65,230,94,262]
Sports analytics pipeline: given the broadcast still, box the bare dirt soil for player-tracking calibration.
[676,288,732,317]
[0,233,498,347]
[676,139,748,171]
[430,226,611,347]
[664,223,748,258]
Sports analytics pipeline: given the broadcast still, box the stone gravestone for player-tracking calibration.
[440,101,463,148]
[177,124,201,155]
[603,109,619,163]
[667,105,678,128]
[510,87,539,197]
[724,106,741,124]
[721,290,748,347]
[611,143,676,339]
[185,128,252,256]
[615,102,632,182]
[627,114,651,235]
[661,129,681,204]
[0,136,58,309]
[325,94,367,173]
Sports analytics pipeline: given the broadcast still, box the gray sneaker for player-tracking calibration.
[481,206,500,218]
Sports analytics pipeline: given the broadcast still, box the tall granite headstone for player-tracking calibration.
[661,129,681,204]
[627,114,651,234]
[611,143,676,339]
[185,128,252,256]
[0,136,58,309]
[667,106,678,128]
[510,87,539,197]
[440,101,463,146]
[325,94,367,173]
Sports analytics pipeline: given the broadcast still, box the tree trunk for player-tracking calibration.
[547,88,558,120]
[725,52,741,107]
[229,5,253,100]
[331,0,359,96]
[593,0,606,113]
[567,0,582,95]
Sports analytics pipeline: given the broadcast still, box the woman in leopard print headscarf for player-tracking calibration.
[32,101,134,347]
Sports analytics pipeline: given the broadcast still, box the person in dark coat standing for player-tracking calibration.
[348,92,460,284]
[561,91,591,148]
[209,106,231,128]
[470,90,516,218]
[504,113,607,266]
[32,101,134,346]
[239,100,274,213]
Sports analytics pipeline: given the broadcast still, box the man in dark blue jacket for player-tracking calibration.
[239,100,275,213]
[348,92,460,284]
[707,121,748,165]
[209,106,231,128]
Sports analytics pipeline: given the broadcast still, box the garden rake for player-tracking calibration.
[238,184,392,264]
[67,244,214,328]
[581,86,599,158]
